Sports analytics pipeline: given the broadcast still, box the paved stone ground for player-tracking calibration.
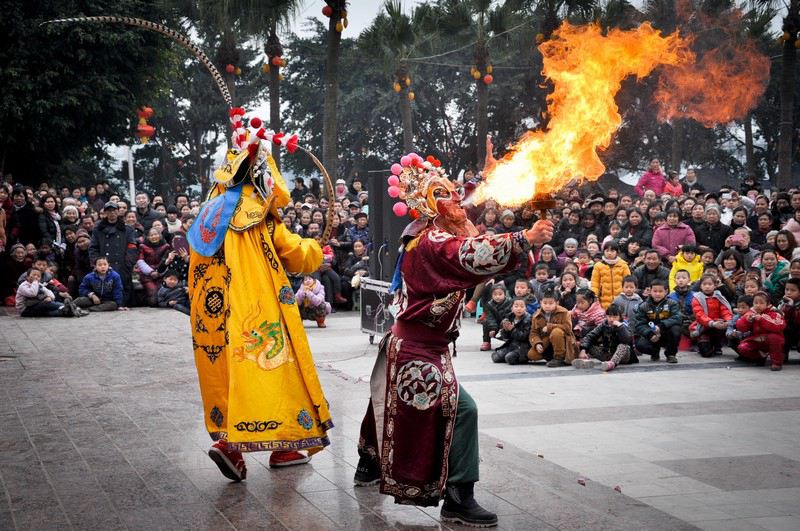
[0,308,798,530]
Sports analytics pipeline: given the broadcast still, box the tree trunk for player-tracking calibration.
[777,7,798,190]
[476,78,488,170]
[322,7,342,181]
[671,119,683,172]
[400,92,413,153]
[744,114,755,179]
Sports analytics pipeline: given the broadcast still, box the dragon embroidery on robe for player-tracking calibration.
[233,302,293,370]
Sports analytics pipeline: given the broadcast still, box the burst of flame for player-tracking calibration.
[654,41,770,127]
[475,22,694,206]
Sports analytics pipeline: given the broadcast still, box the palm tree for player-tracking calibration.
[360,1,437,153]
[322,1,349,180]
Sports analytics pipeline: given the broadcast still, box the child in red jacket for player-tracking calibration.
[690,274,733,357]
[735,291,787,371]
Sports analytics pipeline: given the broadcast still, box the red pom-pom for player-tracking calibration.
[229,107,245,118]
[256,128,267,139]
[433,159,441,167]
[250,117,262,128]
[409,209,419,220]
[286,135,299,153]
[426,155,435,163]
[272,132,285,145]
[237,134,247,144]
[247,143,259,158]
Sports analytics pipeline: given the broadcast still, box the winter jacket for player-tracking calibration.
[571,300,606,335]
[735,307,786,337]
[668,251,704,291]
[38,211,61,246]
[758,260,790,303]
[624,222,653,245]
[555,286,577,311]
[89,219,138,275]
[157,283,189,308]
[633,264,670,296]
[135,207,163,231]
[483,296,512,333]
[137,239,172,276]
[580,320,634,355]
[530,278,556,302]
[7,202,41,246]
[652,223,696,260]
[530,305,576,362]
[663,181,684,197]
[634,171,666,196]
[79,269,124,305]
[15,280,55,311]
[296,279,331,314]
[612,292,642,321]
[633,296,682,338]
[691,291,733,328]
[591,259,631,309]
[693,222,733,254]
[495,312,532,349]
[668,286,695,321]
[518,292,539,315]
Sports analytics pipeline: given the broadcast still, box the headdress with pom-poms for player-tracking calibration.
[387,153,447,219]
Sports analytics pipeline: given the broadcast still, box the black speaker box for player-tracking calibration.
[367,171,407,282]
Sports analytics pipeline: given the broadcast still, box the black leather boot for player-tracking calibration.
[440,482,498,527]
[353,454,381,487]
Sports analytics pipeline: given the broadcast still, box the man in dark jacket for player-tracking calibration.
[633,279,682,363]
[693,205,732,255]
[134,192,163,231]
[90,202,138,305]
[633,250,670,297]
[7,187,41,245]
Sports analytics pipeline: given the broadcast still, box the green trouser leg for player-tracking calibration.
[447,385,480,484]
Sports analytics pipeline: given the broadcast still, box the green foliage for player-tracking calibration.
[0,0,175,185]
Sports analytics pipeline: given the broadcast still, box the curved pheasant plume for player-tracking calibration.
[41,15,232,107]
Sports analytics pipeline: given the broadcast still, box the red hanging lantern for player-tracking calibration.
[322,5,333,17]
[225,64,235,74]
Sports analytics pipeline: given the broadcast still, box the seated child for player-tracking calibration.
[591,241,631,309]
[15,268,82,317]
[296,275,330,328]
[492,297,532,365]
[778,278,800,361]
[668,269,695,348]
[157,270,190,315]
[574,303,636,371]
[571,288,605,341]
[514,278,539,315]
[530,263,555,302]
[690,274,733,357]
[555,272,578,311]
[669,245,703,291]
[482,284,512,351]
[633,279,682,363]
[530,291,576,367]
[75,257,124,312]
[612,275,642,322]
[735,291,787,371]
[726,295,753,350]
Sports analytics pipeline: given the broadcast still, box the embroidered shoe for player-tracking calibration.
[464,300,477,314]
[269,450,311,468]
[208,440,246,482]
[353,455,381,487]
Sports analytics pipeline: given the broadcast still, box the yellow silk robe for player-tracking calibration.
[189,184,333,452]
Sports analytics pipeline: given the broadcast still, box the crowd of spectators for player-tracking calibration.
[0,173,372,325]
[469,159,800,372]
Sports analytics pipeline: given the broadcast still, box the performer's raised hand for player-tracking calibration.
[525,219,554,246]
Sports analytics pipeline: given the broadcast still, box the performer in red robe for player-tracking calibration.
[355,152,554,527]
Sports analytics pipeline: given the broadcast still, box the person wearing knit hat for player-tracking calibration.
[74,229,91,242]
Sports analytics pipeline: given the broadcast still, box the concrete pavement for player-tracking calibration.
[0,308,798,530]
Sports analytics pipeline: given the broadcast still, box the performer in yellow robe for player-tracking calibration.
[188,141,333,481]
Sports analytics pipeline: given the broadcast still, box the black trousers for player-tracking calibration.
[635,325,681,357]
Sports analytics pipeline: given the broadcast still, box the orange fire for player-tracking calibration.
[654,40,770,127]
[474,22,693,206]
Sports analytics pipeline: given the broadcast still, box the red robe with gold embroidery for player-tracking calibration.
[359,226,525,506]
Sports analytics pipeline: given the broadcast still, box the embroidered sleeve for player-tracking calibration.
[457,233,517,275]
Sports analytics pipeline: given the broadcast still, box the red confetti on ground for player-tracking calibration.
[614,485,622,493]
[577,478,586,486]
[495,442,504,449]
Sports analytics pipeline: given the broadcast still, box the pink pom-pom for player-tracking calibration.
[391,163,403,175]
[393,202,408,217]
[250,117,262,128]
[387,175,400,186]
[409,152,421,162]
[400,155,412,167]
[388,185,400,198]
